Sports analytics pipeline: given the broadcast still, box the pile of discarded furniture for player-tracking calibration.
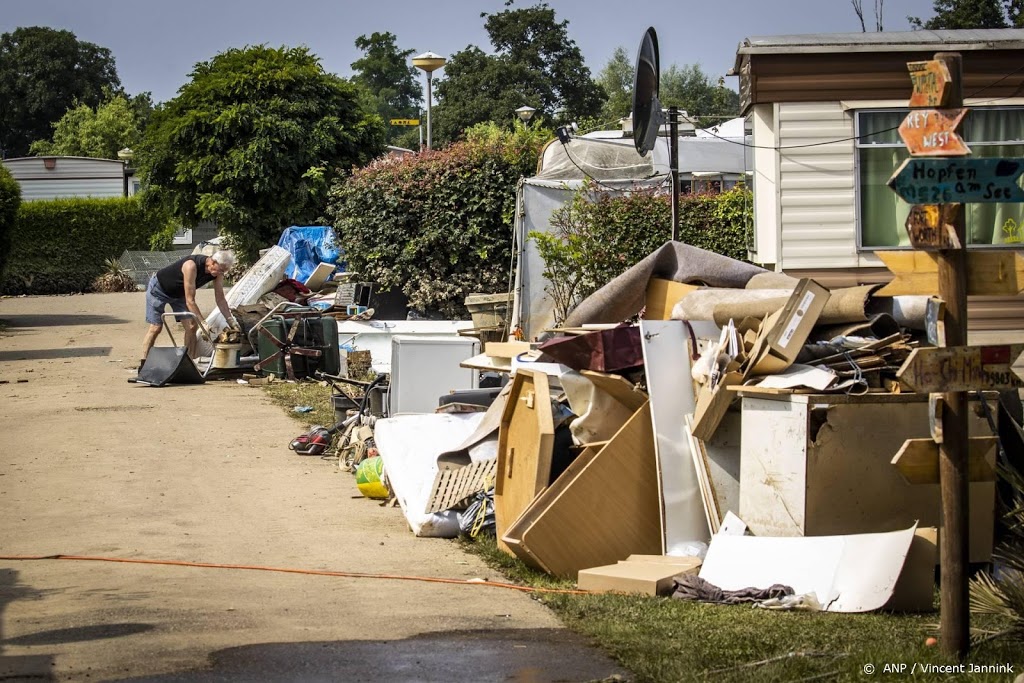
[356,241,1017,613]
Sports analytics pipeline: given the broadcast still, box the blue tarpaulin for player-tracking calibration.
[276,226,344,283]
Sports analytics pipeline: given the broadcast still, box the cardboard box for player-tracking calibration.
[747,279,830,376]
[578,558,703,596]
[644,278,698,320]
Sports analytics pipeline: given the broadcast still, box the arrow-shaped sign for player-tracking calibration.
[897,343,1024,393]
[904,204,961,250]
[876,250,1024,296]
[908,60,952,108]
[891,437,996,485]
[898,108,970,157]
[888,157,1024,205]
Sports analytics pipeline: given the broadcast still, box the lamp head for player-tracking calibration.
[412,51,447,73]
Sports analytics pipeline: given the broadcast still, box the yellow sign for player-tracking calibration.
[389,118,420,126]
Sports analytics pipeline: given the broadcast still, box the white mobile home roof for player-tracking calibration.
[2,156,126,201]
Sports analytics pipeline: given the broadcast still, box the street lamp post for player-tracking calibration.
[516,105,536,125]
[117,147,134,197]
[412,51,446,150]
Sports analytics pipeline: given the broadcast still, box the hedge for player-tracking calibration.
[1,196,165,295]
[0,166,21,281]
[325,125,544,318]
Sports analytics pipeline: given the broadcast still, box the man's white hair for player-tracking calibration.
[211,250,236,270]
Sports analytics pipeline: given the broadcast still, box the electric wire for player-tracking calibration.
[0,553,590,596]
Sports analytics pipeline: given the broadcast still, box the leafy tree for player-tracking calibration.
[661,64,740,129]
[137,45,386,263]
[909,0,1010,28]
[596,47,633,125]
[434,2,605,143]
[351,32,422,146]
[29,93,144,159]
[0,27,120,158]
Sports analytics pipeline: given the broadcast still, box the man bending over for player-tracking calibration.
[140,250,236,367]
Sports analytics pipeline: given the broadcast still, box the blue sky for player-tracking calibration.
[2,0,939,103]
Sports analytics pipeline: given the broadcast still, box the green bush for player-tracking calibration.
[325,123,546,318]
[1,196,165,294]
[0,165,21,280]
[533,183,752,324]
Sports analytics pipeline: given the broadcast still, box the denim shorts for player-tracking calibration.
[145,275,187,325]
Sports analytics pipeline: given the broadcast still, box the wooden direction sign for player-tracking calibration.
[888,157,1024,205]
[891,437,996,485]
[904,204,961,250]
[1014,347,1024,382]
[897,343,1024,393]
[389,118,420,126]
[898,108,970,157]
[908,60,952,108]
[876,250,1024,296]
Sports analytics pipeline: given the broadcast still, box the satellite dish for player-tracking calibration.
[632,27,665,156]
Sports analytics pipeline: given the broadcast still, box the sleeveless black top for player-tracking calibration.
[156,255,215,298]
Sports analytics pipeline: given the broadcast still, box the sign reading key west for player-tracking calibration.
[888,157,1024,204]
[898,108,970,157]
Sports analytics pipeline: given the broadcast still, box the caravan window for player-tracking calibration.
[855,106,1024,248]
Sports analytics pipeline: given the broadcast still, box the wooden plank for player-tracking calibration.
[484,341,533,359]
[897,344,1024,393]
[905,204,962,250]
[685,416,721,534]
[579,369,648,412]
[875,251,1024,296]
[504,402,663,578]
[494,369,554,554]
[891,437,996,485]
[898,108,970,157]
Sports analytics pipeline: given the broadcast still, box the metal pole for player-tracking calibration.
[426,72,433,150]
[669,106,680,242]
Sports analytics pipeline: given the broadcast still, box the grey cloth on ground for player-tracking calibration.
[563,241,774,328]
[671,573,794,605]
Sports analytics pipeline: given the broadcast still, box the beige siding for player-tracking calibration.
[3,157,124,200]
[777,102,859,269]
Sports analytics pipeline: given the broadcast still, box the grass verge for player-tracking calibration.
[262,379,1022,682]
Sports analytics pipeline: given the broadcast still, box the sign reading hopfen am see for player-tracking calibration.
[888,157,1024,205]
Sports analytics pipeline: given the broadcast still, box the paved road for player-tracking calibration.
[0,291,628,682]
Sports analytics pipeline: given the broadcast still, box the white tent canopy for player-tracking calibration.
[512,122,752,339]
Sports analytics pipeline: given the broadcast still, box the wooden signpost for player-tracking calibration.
[890,54,973,658]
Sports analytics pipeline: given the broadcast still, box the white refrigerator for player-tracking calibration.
[388,335,479,415]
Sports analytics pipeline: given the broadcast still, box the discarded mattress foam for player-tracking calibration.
[698,524,918,613]
[374,412,494,538]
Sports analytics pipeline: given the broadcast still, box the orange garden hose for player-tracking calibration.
[0,553,589,596]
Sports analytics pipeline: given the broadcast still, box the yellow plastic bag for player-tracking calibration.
[355,456,389,499]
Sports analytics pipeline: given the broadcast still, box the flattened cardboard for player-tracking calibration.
[644,278,699,320]
[578,558,703,596]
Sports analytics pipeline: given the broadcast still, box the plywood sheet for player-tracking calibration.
[494,369,554,553]
[507,402,663,578]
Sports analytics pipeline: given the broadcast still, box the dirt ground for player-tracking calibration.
[0,291,627,682]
